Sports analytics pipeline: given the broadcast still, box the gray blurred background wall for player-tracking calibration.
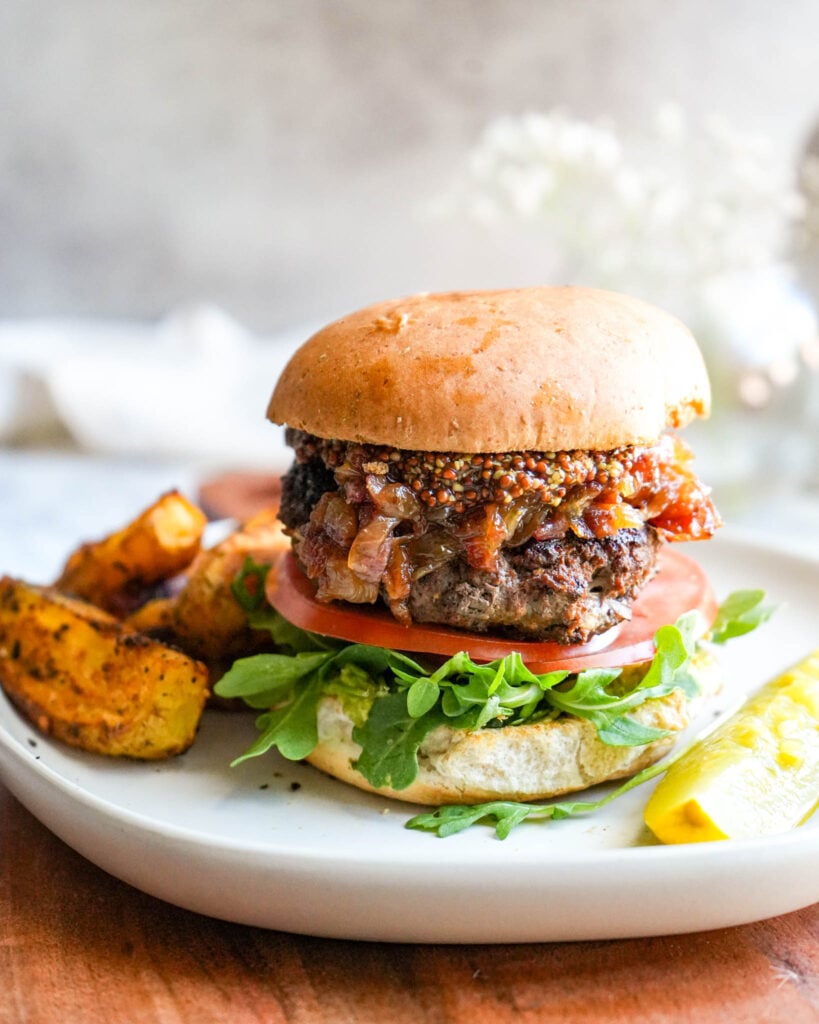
[2,0,819,332]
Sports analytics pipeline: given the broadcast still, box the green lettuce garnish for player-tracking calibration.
[407,590,775,838]
[216,559,770,814]
[708,588,775,644]
[406,755,676,839]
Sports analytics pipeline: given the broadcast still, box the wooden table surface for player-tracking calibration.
[1,781,816,1024]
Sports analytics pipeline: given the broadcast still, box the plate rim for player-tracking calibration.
[0,529,817,939]
[0,531,817,866]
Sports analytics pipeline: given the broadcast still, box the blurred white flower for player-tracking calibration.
[436,105,816,411]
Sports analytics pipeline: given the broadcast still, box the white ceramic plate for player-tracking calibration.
[0,532,817,943]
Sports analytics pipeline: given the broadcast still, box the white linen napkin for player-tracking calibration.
[0,305,309,468]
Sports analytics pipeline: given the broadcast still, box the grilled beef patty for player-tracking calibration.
[279,453,662,642]
[406,527,660,643]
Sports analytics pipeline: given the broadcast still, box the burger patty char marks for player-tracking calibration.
[278,430,719,643]
[278,457,336,530]
[407,527,660,642]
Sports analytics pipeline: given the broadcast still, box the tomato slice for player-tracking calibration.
[267,550,718,673]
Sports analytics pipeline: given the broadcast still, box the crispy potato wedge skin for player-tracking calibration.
[172,507,289,663]
[124,596,178,636]
[54,490,207,615]
[0,576,208,759]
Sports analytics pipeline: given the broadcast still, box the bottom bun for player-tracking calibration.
[307,652,722,805]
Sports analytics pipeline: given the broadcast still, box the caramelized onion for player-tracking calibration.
[312,492,358,547]
[365,477,421,520]
[405,530,460,581]
[457,504,508,573]
[316,551,379,604]
[582,502,645,538]
[347,515,399,583]
[383,541,413,624]
[290,430,720,621]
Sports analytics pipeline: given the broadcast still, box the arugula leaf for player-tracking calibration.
[230,674,325,764]
[635,623,692,690]
[215,651,335,708]
[406,593,777,837]
[406,677,440,718]
[231,556,270,613]
[593,715,672,747]
[542,621,709,745]
[252,606,340,653]
[218,588,773,807]
[408,801,553,838]
[709,589,776,644]
[353,691,450,790]
[406,756,674,838]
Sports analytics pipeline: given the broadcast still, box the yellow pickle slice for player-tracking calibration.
[644,650,819,843]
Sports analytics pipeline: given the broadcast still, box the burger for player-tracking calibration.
[216,286,725,807]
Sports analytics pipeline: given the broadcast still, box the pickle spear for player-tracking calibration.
[644,650,819,843]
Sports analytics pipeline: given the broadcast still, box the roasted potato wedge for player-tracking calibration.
[55,490,207,615]
[171,506,289,663]
[124,595,178,637]
[0,576,208,759]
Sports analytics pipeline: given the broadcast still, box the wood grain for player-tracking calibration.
[0,785,816,1024]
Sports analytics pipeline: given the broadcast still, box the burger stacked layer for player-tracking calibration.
[279,429,719,643]
[214,286,744,807]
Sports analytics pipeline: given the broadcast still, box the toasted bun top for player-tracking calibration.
[267,286,711,452]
